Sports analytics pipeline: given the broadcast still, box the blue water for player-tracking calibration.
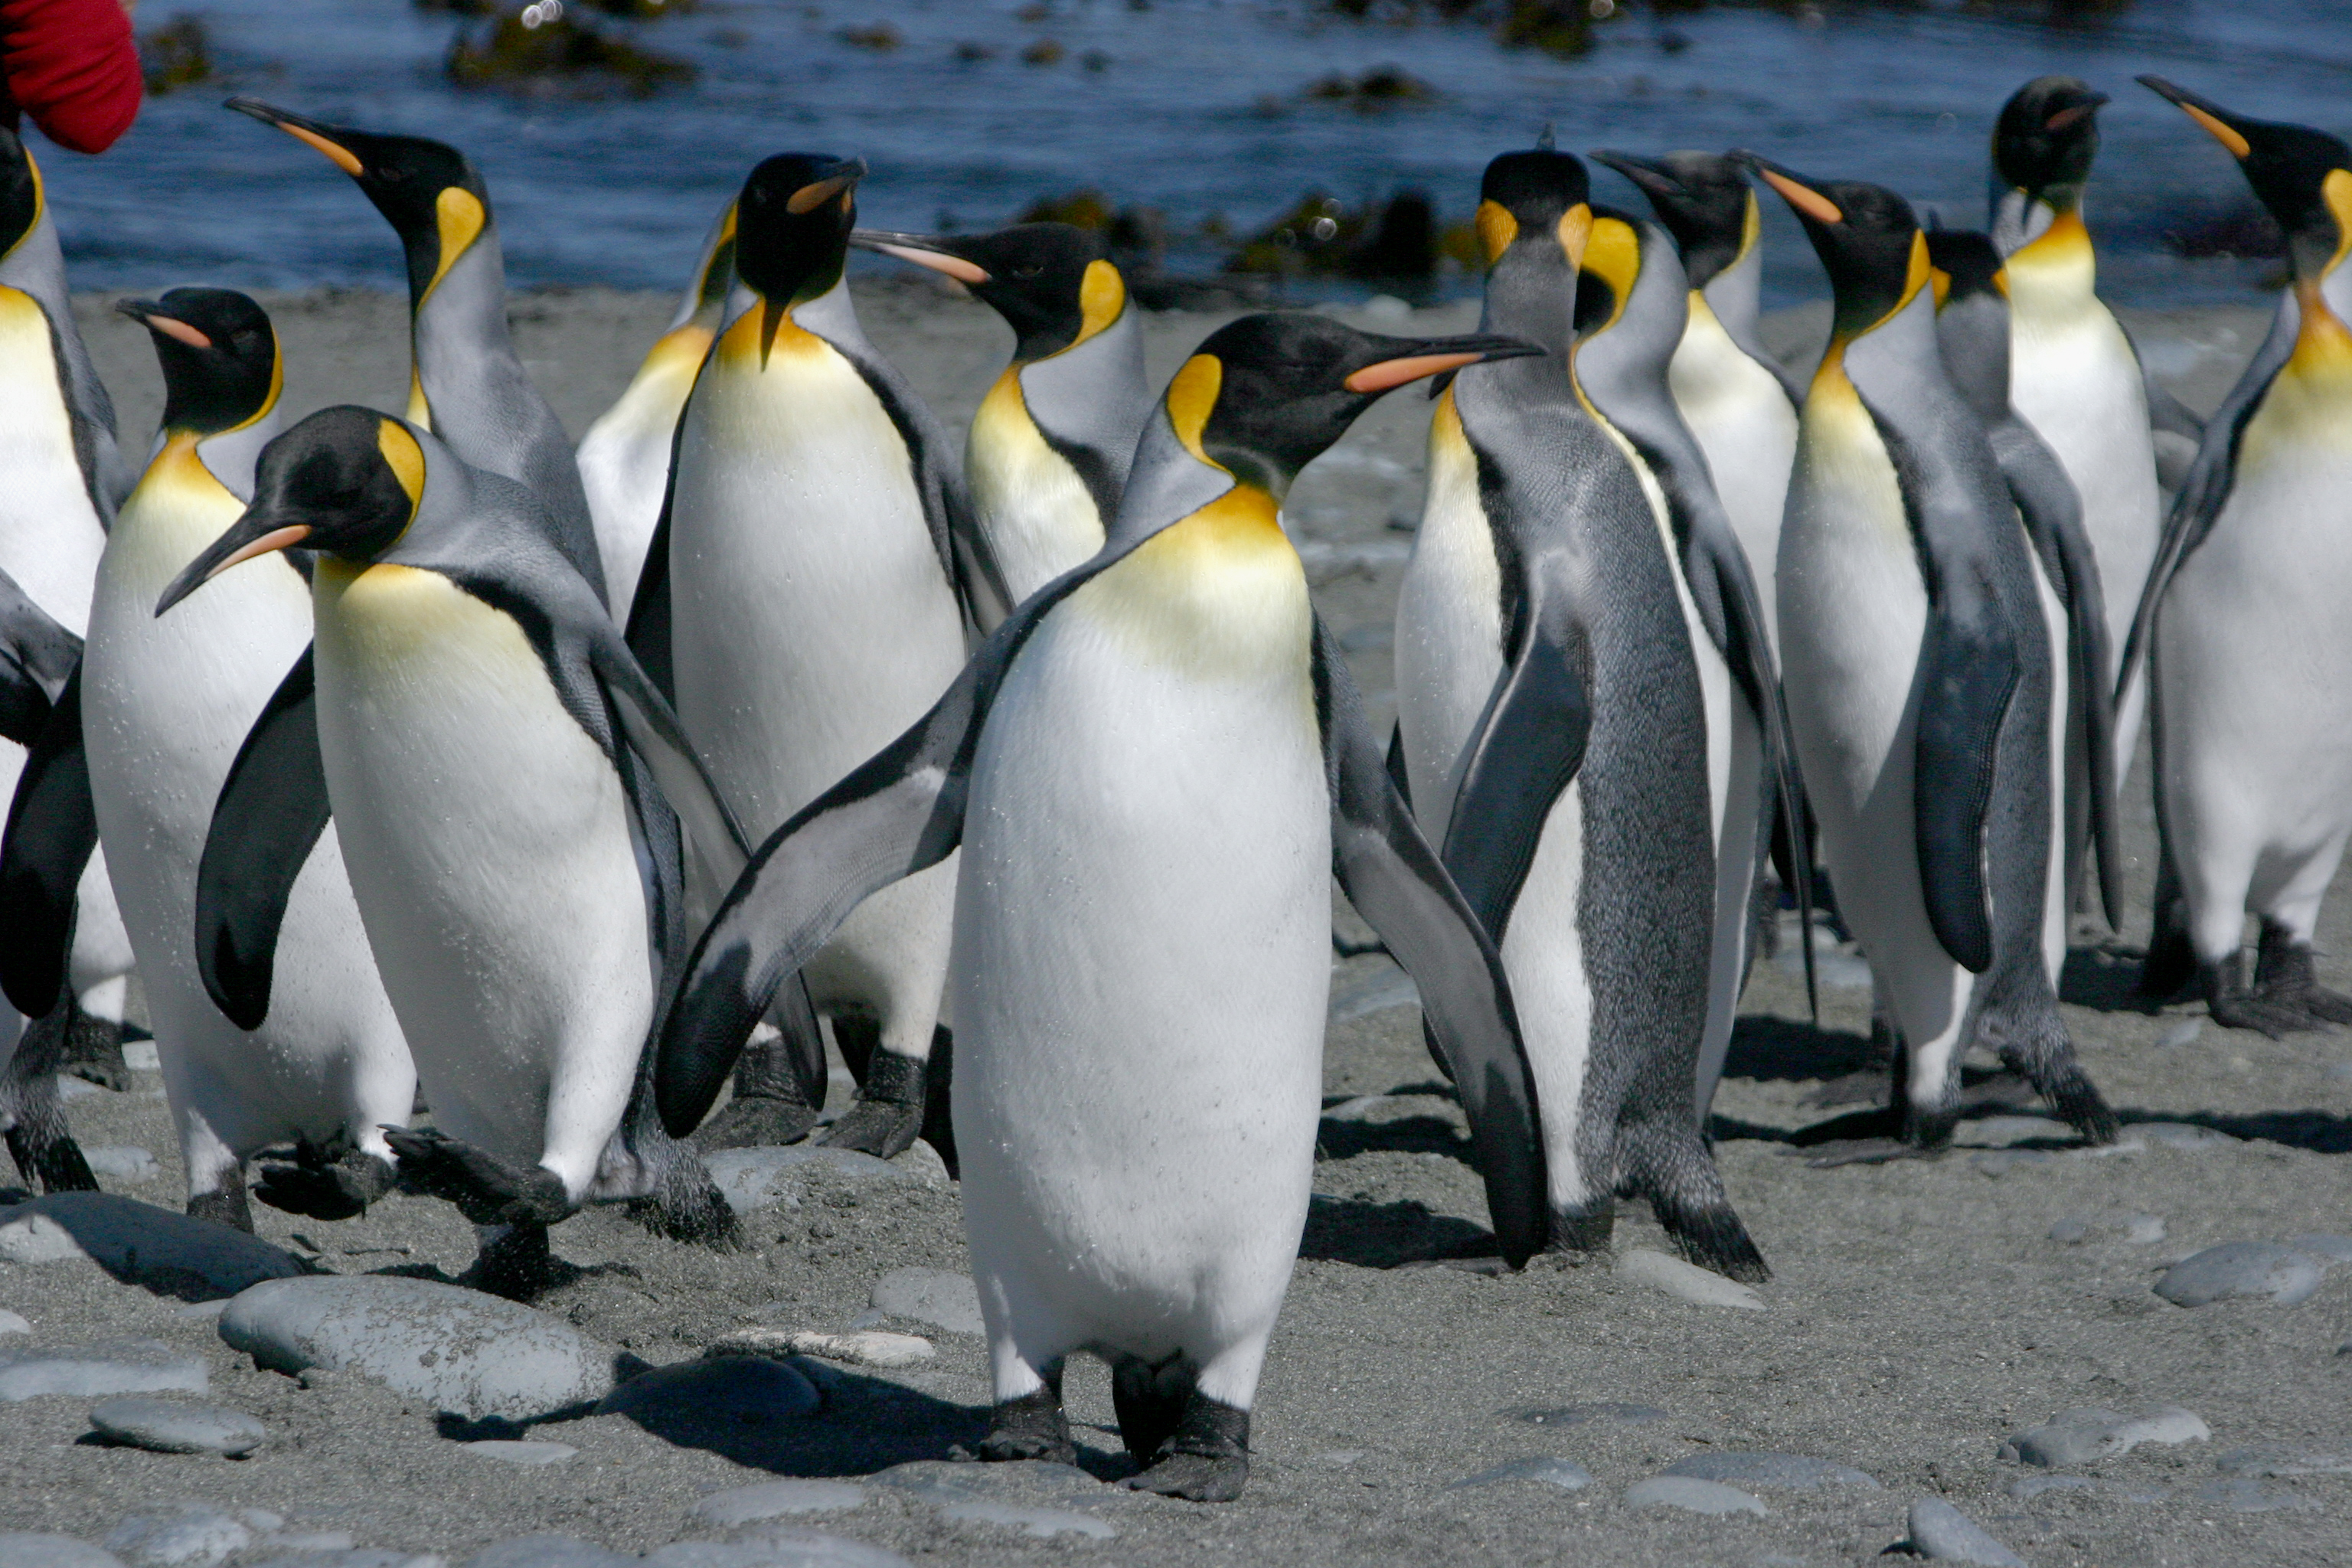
[45,0,2352,307]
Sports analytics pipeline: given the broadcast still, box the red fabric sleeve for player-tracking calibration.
[0,0,141,154]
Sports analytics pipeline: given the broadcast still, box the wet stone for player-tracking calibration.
[865,1269,984,1337]
[928,1498,1113,1541]
[1660,1452,1880,1491]
[1445,1457,1592,1492]
[691,1480,869,1527]
[1615,1249,1763,1310]
[1625,1476,1768,1516]
[101,1511,250,1568]
[703,1148,935,1216]
[2197,1477,2322,1513]
[461,1440,575,1465]
[88,1397,266,1457]
[0,1537,127,1568]
[2156,1019,2205,1049]
[2002,1406,2209,1467]
[0,1340,207,1401]
[2155,1243,2324,1308]
[1906,1497,2025,1566]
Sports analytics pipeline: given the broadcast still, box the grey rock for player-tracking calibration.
[0,1310,28,1335]
[2215,1446,2352,1477]
[88,1397,265,1456]
[2135,1122,2239,1150]
[1661,1452,1880,1490]
[929,1498,1113,1540]
[220,1277,622,1420]
[2155,1243,2324,1307]
[253,1535,351,1554]
[460,1540,634,1568]
[2001,1406,2209,1466]
[866,1269,984,1338]
[244,1555,441,1568]
[1961,1115,2074,1147]
[461,1440,575,1465]
[2007,1474,2167,1503]
[1907,1498,2025,1566]
[122,1040,161,1072]
[1509,1402,1668,1427]
[703,1148,927,1215]
[0,1340,207,1401]
[692,1481,867,1527]
[1971,1150,2054,1178]
[0,1195,305,1298]
[2197,1477,2321,1513]
[1615,1249,1764,1310]
[594,1356,819,1428]
[2156,1019,2204,1049]
[80,1149,156,1182]
[2048,1212,2165,1246]
[1625,1476,1769,1516]
[652,1533,910,1568]
[707,1329,930,1370]
[0,1537,126,1568]
[2285,1234,2352,1270]
[1445,1456,1592,1491]
[101,1511,250,1568]
[869,1459,1096,1501]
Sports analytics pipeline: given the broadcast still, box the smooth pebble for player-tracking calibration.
[101,1511,250,1568]
[459,1540,634,1568]
[1614,1249,1763,1310]
[1661,1452,1879,1490]
[2156,1019,2204,1049]
[1906,1497,2025,1566]
[929,1498,1112,1540]
[89,1396,266,1457]
[2284,1234,2352,1269]
[865,1269,984,1337]
[702,1148,934,1216]
[1625,1476,1768,1516]
[0,1310,28,1335]
[691,1481,868,1527]
[462,1440,576,1465]
[1961,1115,2074,1147]
[0,1340,207,1401]
[0,1195,305,1296]
[710,1329,930,1370]
[2154,1243,2324,1308]
[594,1356,819,1427]
[2002,1405,2209,1467]
[1328,967,1417,1023]
[2135,1122,2238,1150]
[79,1148,156,1182]
[2197,1477,2321,1513]
[652,1531,910,1568]
[2048,1212,2165,1246]
[0,1537,128,1568]
[2214,1446,2352,1477]
[1445,1456,1592,1492]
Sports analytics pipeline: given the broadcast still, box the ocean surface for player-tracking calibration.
[46,0,2352,309]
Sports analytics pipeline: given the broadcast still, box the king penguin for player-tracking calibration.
[1393,145,1768,1278]
[82,289,417,1230]
[646,311,1547,1502]
[0,122,139,1092]
[2126,80,2352,1036]
[224,99,605,603]
[635,152,1001,1158]
[1568,202,1811,1124]
[576,200,737,618]
[158,408,746,1295]
[1745,153,2116,1148]
[853,220,1151,619]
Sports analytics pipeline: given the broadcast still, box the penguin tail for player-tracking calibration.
[1615,1112,1770,1285]
[1980,986,2122,1146]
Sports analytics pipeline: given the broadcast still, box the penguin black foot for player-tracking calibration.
[384,1125,573,1227]
[2248,923,2352,1029]
[57,1011,130,1093]
[1542,1202,1615,1263]
[625,1152,741,1251]
[952,1379,1074,1466]
[187,1175,254,1233]
[818,1047,929,1160]
[254,1149,397,1221]
[5,1120,97,1195]
[462,1222,571,1302]
[1121,1396,1250,1503]
[1614,1117,1772,1283]
[694,1094,821,1152]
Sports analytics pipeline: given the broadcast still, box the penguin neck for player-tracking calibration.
[0,204,121,472]
[1697,237,1763,341]
[1016,304,1150,492]
[2287,264,2352,383]
[1107,407,1235,554]
[1932,292,2014,423]
[2001,204,2096,321]
[1481,245,1581,398]
[411,229,525,418]
[187,407,286,505]
[1827,284,1937,404]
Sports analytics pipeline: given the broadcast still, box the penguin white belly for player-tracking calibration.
[1671,304,1797,654]
[1781,381,1968,1058]
[84,448,411,1175]
[952,506,1325,1406]
[1394,390,1504,827]
[968,369,1104,611]
[2157,371,2352,957]
[576,327,707,617]
[2026,544,2070,986]
[0,287,104,632]
[670,325,967,1035]
[310,563,648,1196]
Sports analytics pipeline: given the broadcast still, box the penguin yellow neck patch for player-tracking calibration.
[1580,216,1639,335]
[1165,354,1223,466]
[2320,168,2352,282]
[425,188,486,300]
[1557,202,1592,272]
[377,419,427,517]
[1071,259,1125,350]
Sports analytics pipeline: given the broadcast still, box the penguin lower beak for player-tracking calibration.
[1732,152,1845,226]
[849,229,991,286]
[156,513,312,617]
[1590,150,1684,201]
[225,96,366,177]
[2137,76,2252,160]
[115,299,211,349]
[786,158,867,216]
[1344,334,1544,394]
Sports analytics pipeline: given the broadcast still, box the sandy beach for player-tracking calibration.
[5,282,2348,1568]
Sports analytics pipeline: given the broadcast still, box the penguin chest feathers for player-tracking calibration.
[1070,485,1314,694]
[968,366,1103,598]
[0,284,102,628]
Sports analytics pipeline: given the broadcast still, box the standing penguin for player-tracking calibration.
[576,201,737,619]
[224,99,604,602]
[2127,80,2352,1035]
[1592,150,1802,654]
[159,410,745,1294]
[853,221,1151,619]
[1746,154,2115,1148]
[1393,148,1766,1276]
[82,290,417,1230]
[649,312,1547,1502]
[638,153,999,1157]
[1568,204,1810,1124]
[0,122,138,1092]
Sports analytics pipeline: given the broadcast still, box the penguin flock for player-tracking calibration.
[0,73,2344,1504]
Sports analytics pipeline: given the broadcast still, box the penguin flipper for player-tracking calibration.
[0,665,95,1017]
[586,621,751,880]
[0,567,80,746]
[194,647,332,1031]
[1913,577,2020,976]
[621,374,694,707]
[1989,417,2124,929]
[1315,617,1549,1269]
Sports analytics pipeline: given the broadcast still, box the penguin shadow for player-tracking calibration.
[2118,1108,2352,1155]
[2060,940,2157,1012]
[1720,1014,1880,1086]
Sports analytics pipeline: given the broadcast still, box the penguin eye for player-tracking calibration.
[1011,265,1044,279]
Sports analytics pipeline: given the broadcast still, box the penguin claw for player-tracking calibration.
[384,1125,572,1227]
[1121,1450,1250,1503]
[254,1151,398,1221]
[694,1095,821,1151]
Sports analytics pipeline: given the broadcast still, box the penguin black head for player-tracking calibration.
[1923,227,2005,308]
[1572,205,1649,339]
[118,289,279,438]
[2139,77,2352,286]
[227,99,489,305]
[1166,312,1541,497]
[851,222,1116,364]
[0,126,40,260]
[735,153,865,308]
[1993,77,2109,212]
[1735,153,1925,340]
[1475,145,1592,271]
[155,407,425,615]
[1589,149,1752,288]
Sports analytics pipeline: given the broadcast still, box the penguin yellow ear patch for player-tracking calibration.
[1165,354,1223,462]
[1475,200,1518,266]
[1558,202,1594,273]
[1076,259,1126,345]
[377,419,427,510]
[428,188,487,298]
[1579,214,1638,329]
[2322,168,2352,277]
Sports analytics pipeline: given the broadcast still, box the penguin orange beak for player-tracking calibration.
[155,515,312,616]
[226,96,366,176]
[786,158,866,215]
[1733,153,1844,226]
[116,298,211,349]
[2138,76,2252,159]
[849,229,991,286]
[1344,334,1544,394]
